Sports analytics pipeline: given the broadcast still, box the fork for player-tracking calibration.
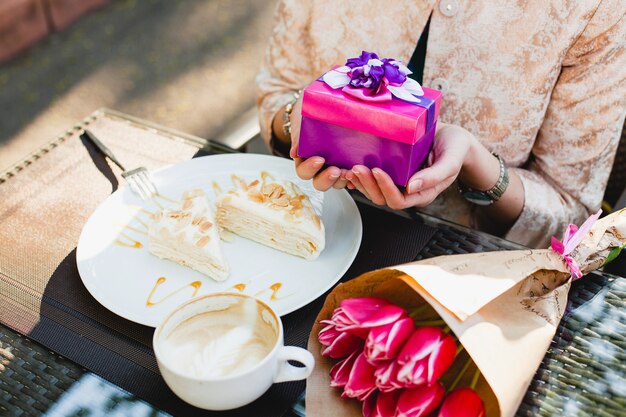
[83,129,159,200]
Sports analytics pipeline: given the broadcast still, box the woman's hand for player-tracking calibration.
[347,123,477,209]
[288,96,353,191]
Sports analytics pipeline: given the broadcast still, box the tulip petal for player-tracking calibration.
[329,350,359,388]
[374,360,403,392]
[365,317,415,362]
[438,388,485,417]
[318,323,340,346]
[427,334,457,384]
[340,298,407,329]
[373,390,401,417]
[321,331,365,358]
[397,382,445,417]
[396,327,457,386]
[343,352,378,400]
[362,390,378,417]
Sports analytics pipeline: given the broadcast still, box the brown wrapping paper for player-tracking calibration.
[307,208,626,417]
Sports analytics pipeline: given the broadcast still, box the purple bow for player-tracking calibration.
[550,209,602,279]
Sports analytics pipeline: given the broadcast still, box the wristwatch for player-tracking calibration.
[458,153,509,205]
[282,90,301,138]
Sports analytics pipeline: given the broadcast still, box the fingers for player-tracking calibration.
[294,156,324,180]
[403,174,457,207]
[351,166,386,205]
[406,152,462,194]
[371,168,409,210]
[312,166,342,191]
[332,169,351,190]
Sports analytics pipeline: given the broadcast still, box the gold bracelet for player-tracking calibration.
[282,90,301,138]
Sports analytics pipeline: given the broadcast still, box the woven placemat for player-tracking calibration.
[0,112,437,417]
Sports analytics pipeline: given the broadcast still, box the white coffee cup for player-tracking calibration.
[153,292,315,410]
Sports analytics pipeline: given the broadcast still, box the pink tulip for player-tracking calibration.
[318,321,341,346]
[330,350,359,388]
[365,316,415,363]
[438,388,485,417]
[395,327,456,387]
[337,298,408,336]
[343,352,378,401]
[371,390,402,417]
[396,382,445,417]
[321,330,365,358]
[374,360,403,392]
[362,390,378,417]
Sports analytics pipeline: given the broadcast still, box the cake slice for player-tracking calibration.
[215,173,325,260]
[148,189,229,281]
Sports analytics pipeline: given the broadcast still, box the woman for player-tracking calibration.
[256,0,626,248]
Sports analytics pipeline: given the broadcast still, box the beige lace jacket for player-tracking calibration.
[256,0,626,248]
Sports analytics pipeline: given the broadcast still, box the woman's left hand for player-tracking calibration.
[346,123,476,209]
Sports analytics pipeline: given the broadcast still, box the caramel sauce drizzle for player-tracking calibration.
[114,232,143,248]
[230,283,247,292]
[255,282,286,301]
[146,276,202,307]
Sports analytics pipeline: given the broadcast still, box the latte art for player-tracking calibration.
[160,296,278,378]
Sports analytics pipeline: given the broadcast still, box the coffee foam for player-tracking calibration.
[159,296,278,379]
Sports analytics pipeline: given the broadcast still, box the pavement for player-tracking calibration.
[0,0,276,172]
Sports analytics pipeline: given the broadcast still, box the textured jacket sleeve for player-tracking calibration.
[505,1,626,247]
[255,0,313,148]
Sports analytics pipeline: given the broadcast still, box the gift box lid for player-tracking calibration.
[302,80,442,145]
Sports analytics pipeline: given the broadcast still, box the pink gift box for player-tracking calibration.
[299,79,442,187]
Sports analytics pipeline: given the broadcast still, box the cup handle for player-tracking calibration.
[274,346,315,383]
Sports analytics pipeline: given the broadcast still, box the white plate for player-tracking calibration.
[76,154,362,327]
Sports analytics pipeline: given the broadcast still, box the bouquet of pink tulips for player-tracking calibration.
[320,297,486,417]
[307,208,626,417]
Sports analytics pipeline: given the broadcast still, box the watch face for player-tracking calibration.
[462,191,494,206]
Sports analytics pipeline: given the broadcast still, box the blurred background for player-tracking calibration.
[0,0,276,172]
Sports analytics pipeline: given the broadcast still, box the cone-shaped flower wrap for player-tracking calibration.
[307,209,626,417]
[438,388,486,417]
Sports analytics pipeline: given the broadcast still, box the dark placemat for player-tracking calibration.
[0,112,437,417]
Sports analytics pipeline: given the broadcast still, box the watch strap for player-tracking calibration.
[458,153,509,205]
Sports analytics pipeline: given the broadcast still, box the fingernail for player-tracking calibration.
[407,179,423,194]
[372,168,381,176]
[313,158,324,167]
[352,168,361,176]
[329,173,340,180]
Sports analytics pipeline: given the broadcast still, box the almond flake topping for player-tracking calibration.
[195,236,210,247]
[199,221,214,232]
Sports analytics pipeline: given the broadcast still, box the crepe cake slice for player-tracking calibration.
[215,172,325,260]
[148,189,229,281]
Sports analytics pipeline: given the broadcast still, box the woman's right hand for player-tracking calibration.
[288,96,352,191]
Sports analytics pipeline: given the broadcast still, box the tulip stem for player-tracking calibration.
[448,358,472,392]
[470,368,481,390]
[455,345,465,356]
[408,304,432,319]
[412,319,446,327]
